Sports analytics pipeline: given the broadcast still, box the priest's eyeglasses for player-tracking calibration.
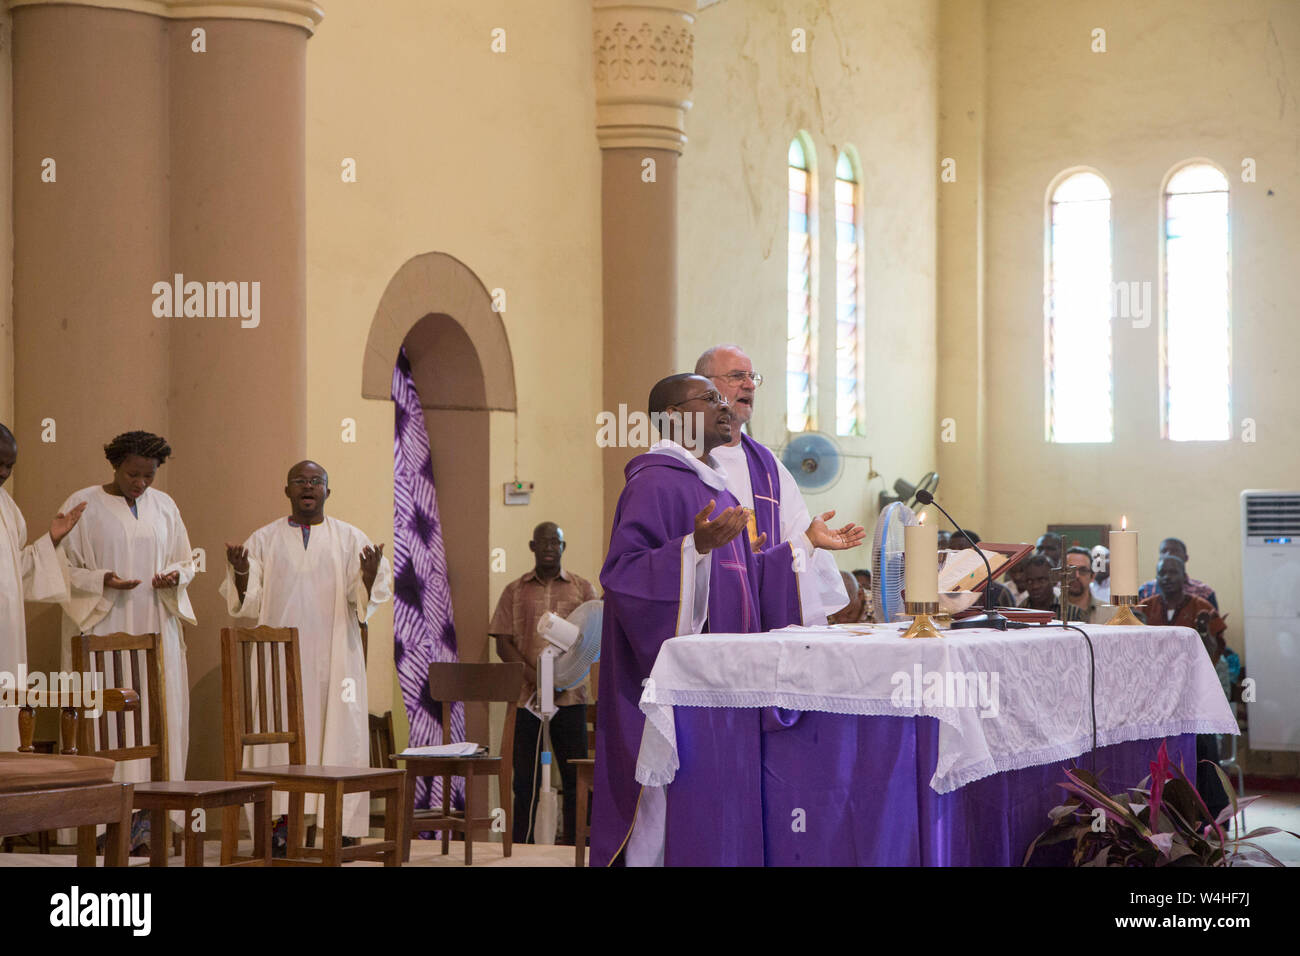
[289,477,327,487]
[712,370,764,387]
[678,389,728,407]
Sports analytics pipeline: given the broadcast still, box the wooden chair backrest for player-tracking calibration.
[73,631,167,781]
[427,662,523,768]
[369,711,395,769]
[220,626,306,781]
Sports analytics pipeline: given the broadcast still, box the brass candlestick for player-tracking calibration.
[901,601,942,639]
[1106,593,1143,626]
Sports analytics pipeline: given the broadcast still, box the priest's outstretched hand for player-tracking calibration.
[693,500,750,555]
[49,500,86,547]
[806,511,867,551]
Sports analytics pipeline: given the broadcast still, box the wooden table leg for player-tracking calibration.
[184,817,204,867]
[401,767,416,863]
[252,792,271,865]
[463,767,475,866]
[149,808,168,867]
[575,778,589,867]
[384,777,404,868]
[440,773,451,856]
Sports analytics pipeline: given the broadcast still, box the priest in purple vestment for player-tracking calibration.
[591,373,865,866]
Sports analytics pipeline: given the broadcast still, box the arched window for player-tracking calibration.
[1045,170,1113,442]
[834,149,864,436]
[787,134,817,432]
[1163,162,1230,441]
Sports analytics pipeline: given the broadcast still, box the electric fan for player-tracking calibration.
[872,501,919,623]
[779,432,843,492]
[876,471,939,513]
[531,599,602,844]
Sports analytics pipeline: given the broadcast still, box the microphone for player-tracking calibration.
[914,489,1014,631]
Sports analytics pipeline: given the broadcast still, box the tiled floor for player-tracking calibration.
[3,791,1297,866]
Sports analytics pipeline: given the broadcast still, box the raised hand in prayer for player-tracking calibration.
[103,572,141,591]
[693,500,749,555]
[360,543,385,599]
[49,501,87,547]
[806,511,867,552]
[225,543,251,575]
[151,570,180,589]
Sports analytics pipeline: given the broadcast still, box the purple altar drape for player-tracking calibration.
[664,708,1195,866]
[392,347,465,815]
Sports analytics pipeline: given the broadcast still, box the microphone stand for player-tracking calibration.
[916,492,1013,631]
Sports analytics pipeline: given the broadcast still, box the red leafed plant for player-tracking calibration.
[1025,739,1299,867]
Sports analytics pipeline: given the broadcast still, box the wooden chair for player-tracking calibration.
[3,705,135,866]
[219,625,406,866]
[74,631,273,867]
[369,710,396,831]
[573,662,598,866]
[395,661,522,865]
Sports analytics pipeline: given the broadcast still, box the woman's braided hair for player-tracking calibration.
[104,431,172,468]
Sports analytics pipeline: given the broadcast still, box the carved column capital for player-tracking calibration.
[592,0,695,153]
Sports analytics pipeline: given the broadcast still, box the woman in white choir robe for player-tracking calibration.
[0,426,85,753]
[57,431,197,792]
[219,459,393,839]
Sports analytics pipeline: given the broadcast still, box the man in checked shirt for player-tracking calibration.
[489,521,598,845]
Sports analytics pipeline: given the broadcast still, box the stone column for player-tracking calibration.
[8,0,321,780]
[593,0,694,522]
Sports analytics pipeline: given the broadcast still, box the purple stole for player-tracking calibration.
[741,433,783,546]
[591,451,803,866]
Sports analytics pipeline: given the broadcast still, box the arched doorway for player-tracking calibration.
[362,252,516,825]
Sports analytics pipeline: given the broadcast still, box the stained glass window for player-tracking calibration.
[835,150,863,436]
[1163,163,1230,441]
[1046,170,1113,443]
[787,135,816,433]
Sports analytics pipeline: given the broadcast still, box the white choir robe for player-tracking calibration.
[56,485,196,839]
[710,441,850,624]
[219,516,393,837]
[0,489,73,753]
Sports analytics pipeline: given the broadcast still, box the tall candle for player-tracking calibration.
[905,515,939,604]
[1109,516,1139,597]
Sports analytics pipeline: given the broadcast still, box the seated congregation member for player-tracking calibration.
[695,344,849,622]
[58,431,196,849]
[591,373,864,866]
[0,424,85,753]
[221,460,392,853]
[1017,554,1056,612]
[852,568,873,620]
[1136,554,1230,817]
[1035,532,1063,569]
[829,570,867,624]
[1137,537,1218,610]
[489,521,598,846]
[1090,545,1111,603]
[1060,547,1108,624]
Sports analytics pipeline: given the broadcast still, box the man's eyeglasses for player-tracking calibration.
[677,390,728,408]
[289,477,327,488]
[711,370,764,387]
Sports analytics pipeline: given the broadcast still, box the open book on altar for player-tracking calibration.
[939,542,1034,591]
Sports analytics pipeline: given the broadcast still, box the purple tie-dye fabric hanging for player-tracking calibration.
[392,347,465,817]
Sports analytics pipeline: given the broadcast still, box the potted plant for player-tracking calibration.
[1025,739,1298,866]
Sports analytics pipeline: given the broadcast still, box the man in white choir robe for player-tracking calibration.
[220,460,393,840]
[0,425,85,753]
[57,431,197,793]
[695,345,850,623]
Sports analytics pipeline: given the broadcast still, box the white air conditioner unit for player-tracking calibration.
[1240,490,1300,752]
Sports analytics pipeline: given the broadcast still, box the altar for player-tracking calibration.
[631,623,1238,866]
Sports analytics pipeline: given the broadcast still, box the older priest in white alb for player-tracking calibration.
[220,461,393,839]
[695,345,850,623]
[0,425,84,752]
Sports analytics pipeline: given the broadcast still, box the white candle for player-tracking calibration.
[905,515,938,604]
[1109,516,1139,597]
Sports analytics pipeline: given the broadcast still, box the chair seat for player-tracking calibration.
[237,764,404,783]
[0,752,117,793]
[134,780,272,797]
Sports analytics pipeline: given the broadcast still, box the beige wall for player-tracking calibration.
[304,1,605,763]
[679,0,940,558]
[943,0,1300,769]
